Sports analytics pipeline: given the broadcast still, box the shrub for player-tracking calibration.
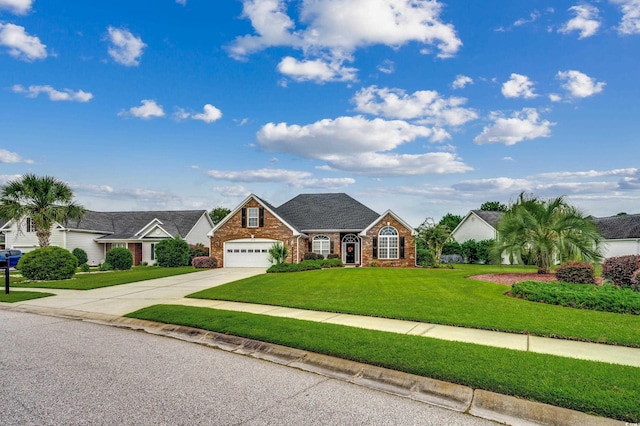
[417,248,435,267]
[189,243,209,260]
[105,247,133,270]
[155,237,191,267]
[267,262,321,273]
[304,252,324,261]
[476,239,494,264]
[555,261,595,284]
[441,241,462,256]
[602,255,640,288]
[268,242,289,265]
[327,253,340,260]
[99,262,112,271]
[72,248,88,265]
[192,256,217,269]
[80,263,90,272]
[461,239,479,264]
[18,247,78,281]
[511,280,640,315]
[320,258,343,268]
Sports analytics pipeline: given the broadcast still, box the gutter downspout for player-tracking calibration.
[296,235,301,264]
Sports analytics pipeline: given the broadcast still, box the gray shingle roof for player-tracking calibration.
[472,210,504,228]
[275,193,380,232]
[62,210,207,240]
[594,214,640,239]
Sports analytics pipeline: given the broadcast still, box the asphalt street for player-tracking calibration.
[0,310,496,425]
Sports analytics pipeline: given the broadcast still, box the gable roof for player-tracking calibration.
[61,210,208,240]
[594,214,640,240]
[472,210,504,228]
[276,193,381,232]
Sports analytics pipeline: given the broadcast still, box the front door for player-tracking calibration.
[345,243,356,264]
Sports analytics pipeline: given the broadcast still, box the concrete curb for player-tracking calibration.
[1,304,629,426]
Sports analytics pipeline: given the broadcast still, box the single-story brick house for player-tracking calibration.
[0,210,213,266]
[209,193,416,268]
[452,210,640,261]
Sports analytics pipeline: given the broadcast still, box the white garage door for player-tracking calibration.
[224,239,277,268]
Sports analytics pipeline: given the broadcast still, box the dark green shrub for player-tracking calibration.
[105,247,133,270]
[602,255,640,288]
[80,263,90,272]
[192,256,217,269]
[555,261,595,284]
[99,262,112,271]
[18,247,77,281]
[304,252,324,260]
[267,262,322,273]
[72,248,88,265]
[320,258,343,268]
[189,243,209,261]
[155,237,191,267]
[327,253,340,260]
[511,280,640,315]
[476,239,494,264]
[441,241,462,256]
[417,247,435,267]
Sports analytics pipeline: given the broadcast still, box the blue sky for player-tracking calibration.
[1,0,639,226]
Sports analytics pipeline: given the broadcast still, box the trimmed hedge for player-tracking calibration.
[192,256,217,269]
[18,247,78,281]
[602,255,640,289]
[511,281,640,315]
[554,261,595,284]
[105,247,133,270]
[303,252,324,260]
[267,258,343,273]
[155,237,191,267]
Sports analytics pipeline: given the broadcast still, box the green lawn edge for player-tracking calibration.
[126,304,640,423]
[10,266,199,290]
[187,266,640,347]
[0,291,54,303]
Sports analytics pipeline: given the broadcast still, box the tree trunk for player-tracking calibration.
[36,227,51,248]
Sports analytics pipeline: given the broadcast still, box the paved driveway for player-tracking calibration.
[10,268,265,316]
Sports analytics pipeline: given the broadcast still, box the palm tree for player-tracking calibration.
[0,174,85,248]
[492,193,602,274]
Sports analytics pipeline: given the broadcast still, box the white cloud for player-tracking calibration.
[611,0,640,35]
[0,0,33,14]
[451,75,473,89]
[548,93,562,102]
[12,84,93,102]
[214,185,251,198]
[559,4,601,38]
[536,168,638,179]
[192,104,222,123]
[277,56,357,82]
[207,168,355,188]
[229,0,462,82]
[501,73,537,99]
[0,149,33,164]
[352,86,477,128]
[318,152,472,176]
[453,177,533,192]
[557,70,605,98]
[107,26,146,66]
[514,11,541,27]
[377,59,394,74]
[0,23,47,61]
[176,0,187,5]
[119,99,165,119]
[474,108,554,146]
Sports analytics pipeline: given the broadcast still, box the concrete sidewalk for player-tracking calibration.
[6,269,640,368]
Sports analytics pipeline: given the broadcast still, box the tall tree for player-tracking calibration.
[438,213,462,231]
[416,218,452,268]
[492,193,602,274]
[0,174,85,248]
[209,206,231,226]
[480,201,508,212]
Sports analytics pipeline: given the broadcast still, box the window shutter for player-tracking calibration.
[330,241,334,254]
[308,241,312,252]
[259,208,264,227]
[400,237,405,259]
[241,208,247,228]
[372,237,377,259]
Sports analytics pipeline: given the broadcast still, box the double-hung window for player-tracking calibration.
[247,207,259,228]
[378,226,398,259]
[312,235,330,258]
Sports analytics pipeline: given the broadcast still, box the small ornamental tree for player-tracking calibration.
[155,236,191,267]
[268,242,289,265]
[18,246,78,281]
[105,247,133,270]
[72,248,88,265]
[416,218,451,268]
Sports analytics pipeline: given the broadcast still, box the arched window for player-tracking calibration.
[312,235,330,258]
[378,226,398,259]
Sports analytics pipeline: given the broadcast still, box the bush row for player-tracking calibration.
[440,239,494,264]
[554,261,595,284]
[602,255,640,290]
[511,281,640,315]
[267,258,343,273]
[192,256,217,269]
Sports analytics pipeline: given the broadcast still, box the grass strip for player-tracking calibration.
[11,266,199,290]
[187,266,640,347]
[127,304,640,423]
[0,291,54,303]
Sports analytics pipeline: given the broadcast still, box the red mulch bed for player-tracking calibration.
[470,273,603,286]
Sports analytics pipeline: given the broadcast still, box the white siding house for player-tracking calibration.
[0,210,214,266]
[594,214,640,259]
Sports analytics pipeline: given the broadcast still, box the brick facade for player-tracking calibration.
[360,213,416,267]
[210,199,298,267]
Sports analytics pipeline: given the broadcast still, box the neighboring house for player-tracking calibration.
[0,210,213,266]
[209,193,416,268]
[452,210,640,261]
[594,214,640,258]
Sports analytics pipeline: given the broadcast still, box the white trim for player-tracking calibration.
[138,224,173,239]
[341,233,360,264]
[377,225,399,260]
[359,210,415,236]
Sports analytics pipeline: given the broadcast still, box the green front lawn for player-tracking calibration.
[11,266,199,290]
[0,291,54,303]
[188,265,640,347]
[127,305,640,423]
